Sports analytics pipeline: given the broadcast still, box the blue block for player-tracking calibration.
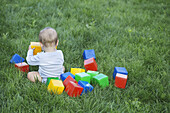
[113,67,128,79]
[10,54,25,63]
[78,80,93,95]
[83,49,96,60]
[60,72,75,81]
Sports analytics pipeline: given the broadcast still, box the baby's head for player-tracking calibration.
[39,27,58,48]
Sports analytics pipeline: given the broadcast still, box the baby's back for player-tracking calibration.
[38,50,64,78]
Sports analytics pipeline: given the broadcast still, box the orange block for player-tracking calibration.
[15,62,29,72]
[63,75,78,87]
[30,42,42,55]
[84,57,97,71]
[115,73,128,89]
[65,81,83,97]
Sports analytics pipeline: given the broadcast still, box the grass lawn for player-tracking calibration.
[0,0,169,112]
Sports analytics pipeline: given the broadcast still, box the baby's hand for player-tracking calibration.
[28,45,31,50]
[41,46,44,51]
[28,45,35,50]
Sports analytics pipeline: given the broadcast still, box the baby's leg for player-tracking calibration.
[27,71,42,82]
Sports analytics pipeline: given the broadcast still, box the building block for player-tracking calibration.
[30,42,42,55]
[83,49,96,60]
[65,81,83,97]
[113,67,128,79]
[10,54,25,63]
[63,75,78,87]
[46,77,59,86]
[87,70,99,79]
[48,80,64,95]
[84,57,98,71]
[15,62,29,72]
[92,73,109,88]
[75,72,91,83]
[115,73,128,89]
[60,72,75,81]
[70,68,85,75]
[78,81,93,95]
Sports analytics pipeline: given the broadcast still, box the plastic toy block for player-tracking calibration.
[92,73,109,88]
[115,73,128,89]
[84,57,98,71]
[30,42,42,55]
[78,81,93,95]
[10,54,25,63]
[48,80,64,95]
[75,72,91,83]
[63,75,78,87]
[113,67,128,79]
[87,70,99,79]
[83,49,96,60]
[46,77,59,86]
[70,68,85,75]
[65,81,83,97]
[60,72,75,81]
[15,62,29,72]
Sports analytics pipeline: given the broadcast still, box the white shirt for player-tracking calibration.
[26,49,64,78]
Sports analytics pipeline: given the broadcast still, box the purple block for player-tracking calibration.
[10,54,25,63]
[60,72,75,81]
[78,80,93,95]
[113,67,128,79]
[83,49,96,60]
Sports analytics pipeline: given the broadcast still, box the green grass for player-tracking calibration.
[0,0,169,112]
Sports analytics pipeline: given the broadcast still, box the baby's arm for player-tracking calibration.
[26,48,40,65]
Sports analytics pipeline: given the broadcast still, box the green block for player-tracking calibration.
[87,70,99,79]
[46,77,59,86]
[92,73,109,88]
[75,72,90,83]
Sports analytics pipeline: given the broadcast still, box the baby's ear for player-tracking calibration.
[40,42,43,47]
[56,40,59,46]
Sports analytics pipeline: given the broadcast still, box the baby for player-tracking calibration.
[26,27,64,83]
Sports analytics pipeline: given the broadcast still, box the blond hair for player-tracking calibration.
[39,27,58,47]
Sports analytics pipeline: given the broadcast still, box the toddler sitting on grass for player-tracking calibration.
[26,27,65,83]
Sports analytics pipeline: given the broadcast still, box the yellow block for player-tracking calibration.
[70,68,85,75]
[48,80,64,95]
[30,42,42,55]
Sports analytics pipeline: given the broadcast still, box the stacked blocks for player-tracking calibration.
[87,70,99,79]
[70,68,85,75]
[63,75,78,87]
[60,72,75,81]
[10,54,25,63]
[83,49,96,60]
[65,81,83,97]
[30,42,42,55]
[48,80,65,95]
[75,72,91,83]
[78,81,93,95]
[115,73,128,89]
[15,62,29,72]
[113,67,128,79]
[46,77,59,86]
[84,57,98,71]
[92,74,109,88]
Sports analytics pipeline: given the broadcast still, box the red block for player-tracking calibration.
[65,81,83,97]
[63,75,77,87]
[115,73,128,89]
[15,62,29,72]
[84,57,97,71]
